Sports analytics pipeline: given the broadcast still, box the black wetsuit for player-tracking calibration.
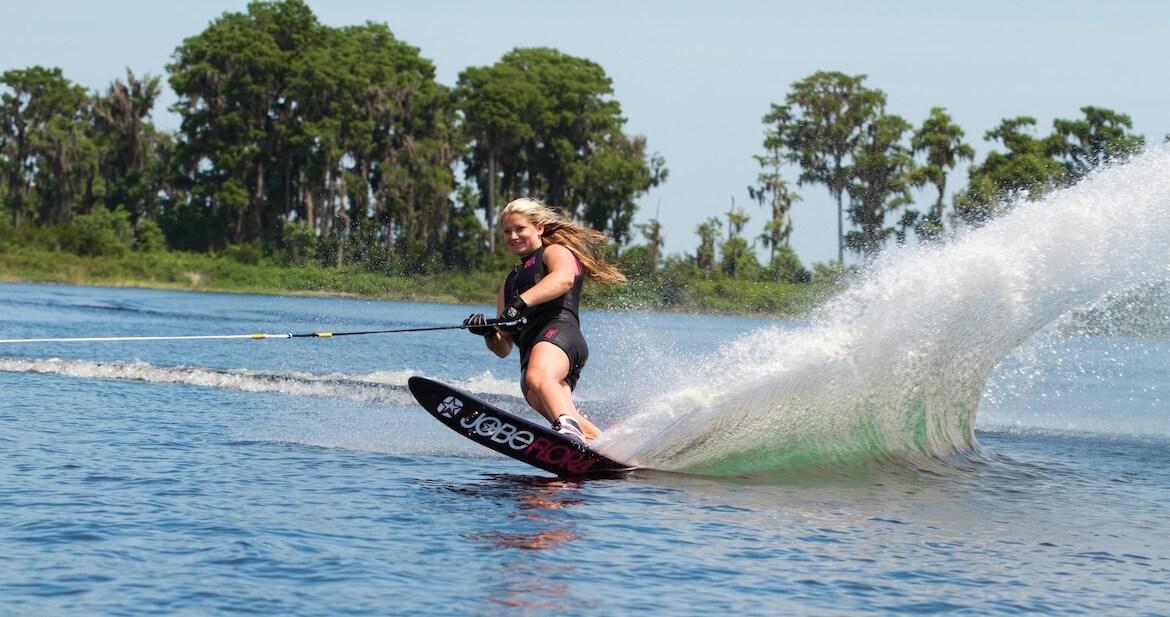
[503,244,588,393]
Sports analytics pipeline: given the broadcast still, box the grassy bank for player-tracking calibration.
[0,247,834,316]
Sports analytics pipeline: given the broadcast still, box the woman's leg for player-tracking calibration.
[523,341,601,440]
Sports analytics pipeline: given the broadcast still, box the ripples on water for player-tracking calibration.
[3,295,1168,616]
[3,369,1167,615]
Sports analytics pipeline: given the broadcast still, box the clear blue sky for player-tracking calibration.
[4,0,1168,265]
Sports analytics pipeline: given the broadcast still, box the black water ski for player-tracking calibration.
[408,376,635,477]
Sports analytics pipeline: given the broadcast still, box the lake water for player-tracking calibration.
[1,280,1167,616]
[3,149,1170,616]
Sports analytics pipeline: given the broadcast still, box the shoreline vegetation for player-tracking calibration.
[1,0,1148,321]
[0,246,837,317]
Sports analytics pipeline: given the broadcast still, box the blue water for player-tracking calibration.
[1,281,1168,615]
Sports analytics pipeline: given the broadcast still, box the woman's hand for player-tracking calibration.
[463,313,495,337]
[499,297,528,333]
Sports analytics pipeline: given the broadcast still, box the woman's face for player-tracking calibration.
[501,213,543,256]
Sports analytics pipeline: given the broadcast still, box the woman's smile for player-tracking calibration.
[501,213,543,256]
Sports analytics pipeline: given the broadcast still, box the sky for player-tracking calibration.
[3,0,1169,266]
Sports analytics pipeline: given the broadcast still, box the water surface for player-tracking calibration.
[2,282,1168,615]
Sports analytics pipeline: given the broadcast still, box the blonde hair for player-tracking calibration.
[501,197,626,285]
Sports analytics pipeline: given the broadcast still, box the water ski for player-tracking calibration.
[407,376,635,477]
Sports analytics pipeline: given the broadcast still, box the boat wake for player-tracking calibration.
[0,357,520,407]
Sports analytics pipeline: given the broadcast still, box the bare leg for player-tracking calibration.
[523,342,601,440]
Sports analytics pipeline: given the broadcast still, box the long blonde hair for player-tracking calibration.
[500,197,626,285]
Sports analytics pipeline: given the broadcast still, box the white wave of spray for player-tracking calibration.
[0,357,522,403]
[599,147,1170,475]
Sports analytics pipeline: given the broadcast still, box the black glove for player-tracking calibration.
[463,313,495,337]
[499,297,529,333]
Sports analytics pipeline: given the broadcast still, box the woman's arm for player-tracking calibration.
[515,244,577,306]
[484,283,512,358]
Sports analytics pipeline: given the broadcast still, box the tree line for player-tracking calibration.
[0,0,662,274]
[0,0,1151,286]
[744,71,1146,271]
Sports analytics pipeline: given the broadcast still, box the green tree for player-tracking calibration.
[454,61,536,249]
[1052,106,1144,182]
[61,207,133,257]
[782,71,885,263]
[580,134,667,244]
[92,69,165,224]
[505,48,618,210]
[894,209,919,247]
[443,186,489,271]
[134,218,167,252]
[0,66,96,227]
[909,106,973,242]
[720,203,756,277]
[750,104,799,262]
[720,236,757,278]
[169,0,321,245]
[955,117,1066,225]
[766,245,808,283]
[635,212,664,269]
[845,114,916,259]
[456,47,664,243]
[1,66,48,227]
[334,23,458,269]
[725,201,749,240]
[169,0,458,269]
[695,216,722,273]
[616,244,655,279]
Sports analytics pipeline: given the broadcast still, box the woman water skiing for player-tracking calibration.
[463,198,626,444]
